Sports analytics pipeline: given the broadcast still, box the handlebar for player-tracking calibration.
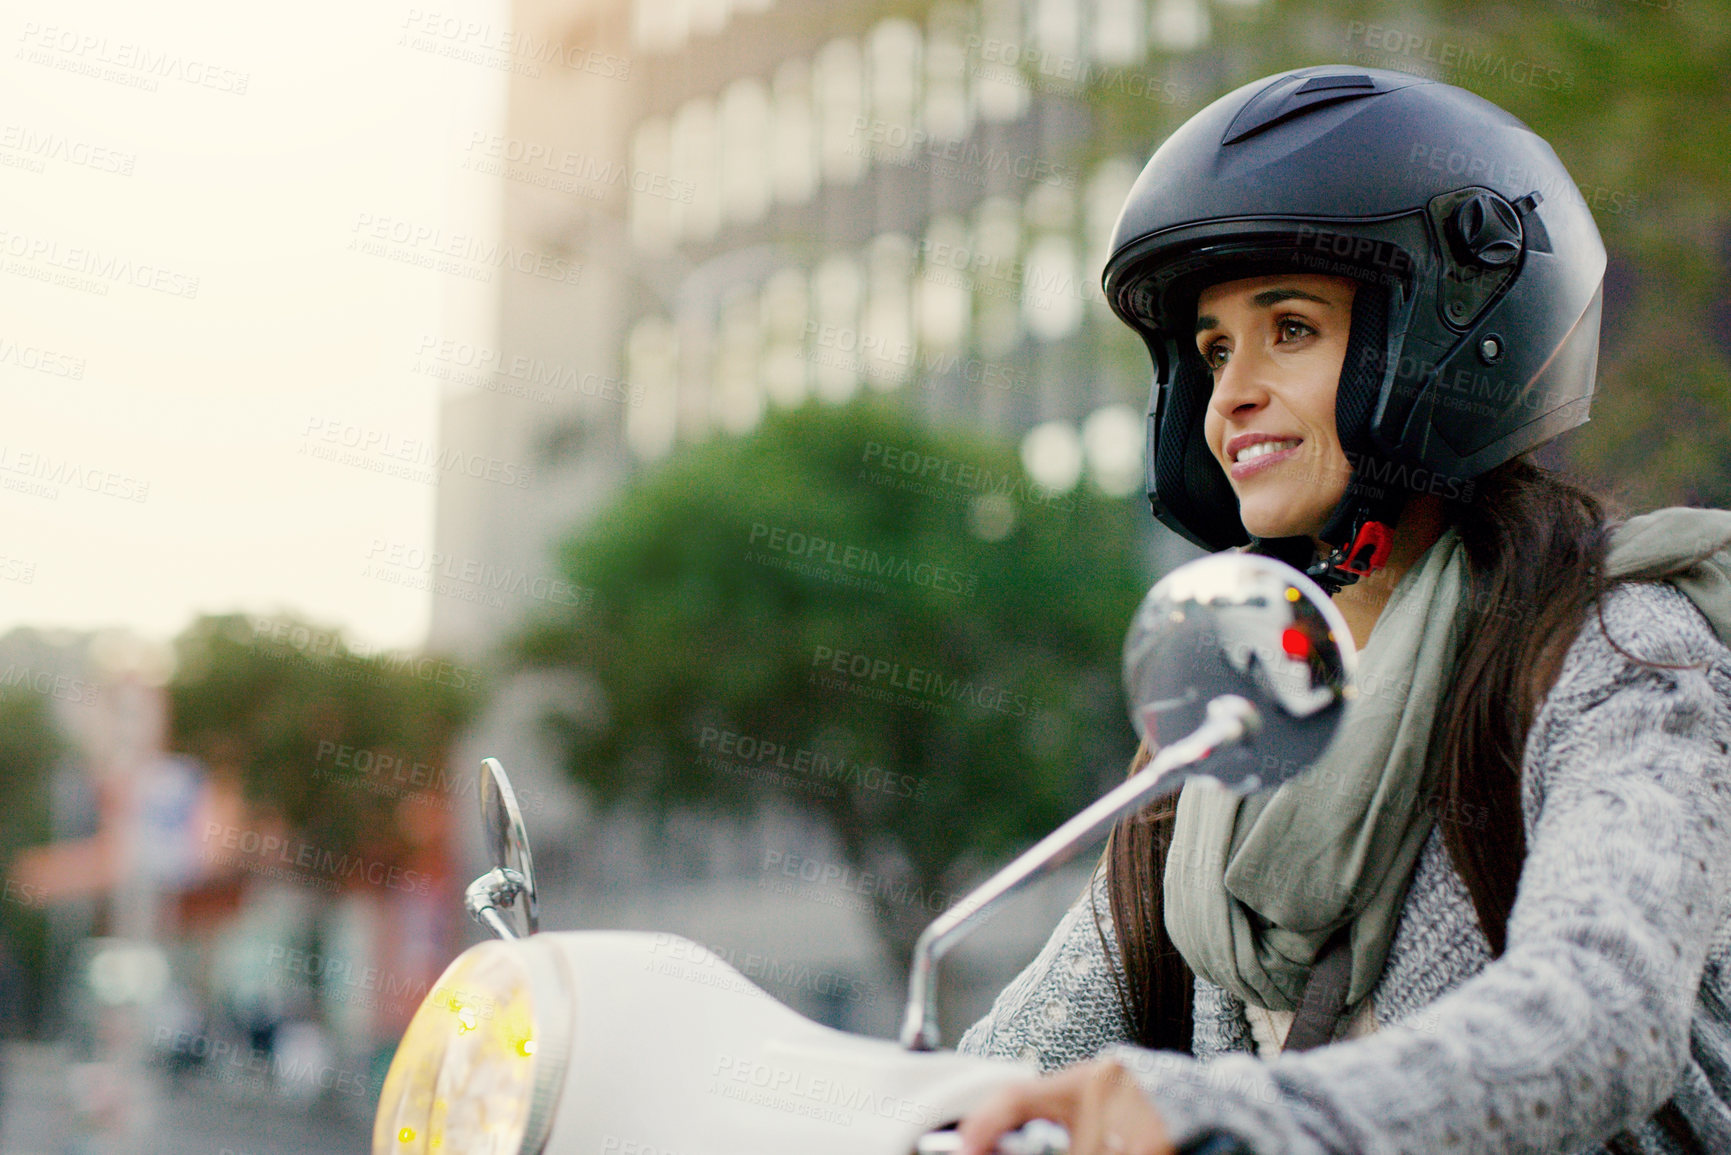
[916,1122,1252,1155]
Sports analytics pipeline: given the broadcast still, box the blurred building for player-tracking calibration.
[427,0,1226,1031]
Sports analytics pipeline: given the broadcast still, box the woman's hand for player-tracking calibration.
[956,1059,1175,1155]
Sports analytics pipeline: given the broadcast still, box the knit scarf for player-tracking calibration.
[1162,507,1731,1014]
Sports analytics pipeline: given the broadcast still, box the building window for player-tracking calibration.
[1021,420,1084,493]
[631,0,689,53]
[973,0,1030,124]
[1089,0,1145,66]
[867,19,923,145]
[1082,404,1145,497]
[625,316,680,461]
[863,233,916,390]
[1150,0,1212,52]
[1085,156,1141,301]
[713,287,764,433]
[973,196,1023,356]
[814,38,866,188]
[810,253,864,401]
[923,6,973,142]
[688,0,730,39]
[670,97,721,243]
[1022,234,1083,342]
[720,78,772,225]
[629,116,676,255]
[917,214,972,352]
[771,59,818,205]
[1032,0,1081,65]
[759,267,810,406]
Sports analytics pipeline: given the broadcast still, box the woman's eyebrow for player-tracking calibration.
[1194,287,1334,334]
[1251,287,1331,308]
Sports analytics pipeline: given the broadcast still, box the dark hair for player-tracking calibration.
[1093,457,1703,1153]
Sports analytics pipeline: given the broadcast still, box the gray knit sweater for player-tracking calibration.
[957,581,1731,1154]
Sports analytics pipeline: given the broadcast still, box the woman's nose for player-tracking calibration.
[1207,348,1270,421]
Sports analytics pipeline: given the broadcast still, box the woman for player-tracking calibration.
[952,66,1731,1155]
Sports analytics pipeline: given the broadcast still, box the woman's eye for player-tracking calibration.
[1277,318,1315,342]
[1200,342,1228,370]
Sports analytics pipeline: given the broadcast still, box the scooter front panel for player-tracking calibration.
[540,931,1035,1155]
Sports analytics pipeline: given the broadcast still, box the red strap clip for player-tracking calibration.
[1340,521,1394,577]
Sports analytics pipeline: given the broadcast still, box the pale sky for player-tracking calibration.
[0,0,506,653]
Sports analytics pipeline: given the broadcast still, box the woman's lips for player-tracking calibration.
[1228,440,1303,481]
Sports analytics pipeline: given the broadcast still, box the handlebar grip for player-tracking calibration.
[1178,1134,1253,1155]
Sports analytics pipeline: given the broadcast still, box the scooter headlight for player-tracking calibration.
[372,938,572,1155]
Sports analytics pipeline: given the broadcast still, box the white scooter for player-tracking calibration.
[369,553,1357,1155]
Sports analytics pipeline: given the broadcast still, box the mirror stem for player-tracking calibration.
[898,694,1260,1052]
[465,866,530,941]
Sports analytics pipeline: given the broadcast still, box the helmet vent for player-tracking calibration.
[1297,74,1376,94]
[1222,70,1390,147]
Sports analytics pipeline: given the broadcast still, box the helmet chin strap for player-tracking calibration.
[1250,468,1408,596]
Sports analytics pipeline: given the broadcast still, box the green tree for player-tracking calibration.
[0,688,60,1035]
[168,615,483,865]
[516,398,1149,960]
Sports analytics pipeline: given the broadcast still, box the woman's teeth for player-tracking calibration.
[1235,439,1300,463]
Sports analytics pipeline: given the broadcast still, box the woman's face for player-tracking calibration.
[1196,273,1357,541]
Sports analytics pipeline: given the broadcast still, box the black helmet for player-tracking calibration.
[1102,65,1607,587]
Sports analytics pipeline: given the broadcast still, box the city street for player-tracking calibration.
[0,1043,370,1155]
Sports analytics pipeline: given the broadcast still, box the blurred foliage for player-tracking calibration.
[0,690,59,1035]
[516,399,1147,957]
[1070,0,1731,508]
[168,615,484,863]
